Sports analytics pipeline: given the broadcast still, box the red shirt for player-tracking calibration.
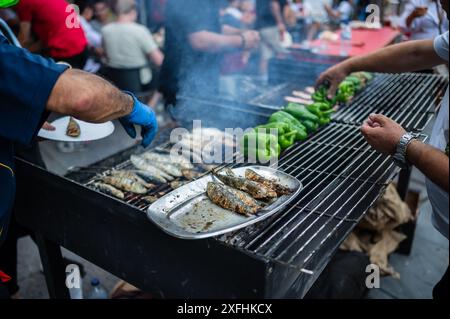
[16,0,87,59]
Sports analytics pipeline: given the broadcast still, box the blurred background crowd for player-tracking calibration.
[0,0,448,111]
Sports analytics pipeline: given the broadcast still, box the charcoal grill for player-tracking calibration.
[13,72,444,298]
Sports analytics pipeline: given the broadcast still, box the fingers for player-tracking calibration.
[141,123,158,148]
[327,81,339,99]
[42,121,56,131]
[368,113,388,125]
[120,120,137,139]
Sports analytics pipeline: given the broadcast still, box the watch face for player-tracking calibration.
[0,0,18,8]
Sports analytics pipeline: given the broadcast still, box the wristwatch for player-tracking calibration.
[392,132,419,168]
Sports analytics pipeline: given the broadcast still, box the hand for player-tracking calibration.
[360,114,406,155]
[316,64,349,99]
[42,121,55,131]
[411,7,428,18]
[241,30,260,50]
[119,92,158,148]
[278,23,286,41]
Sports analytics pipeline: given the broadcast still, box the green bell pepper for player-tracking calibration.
[241,130,281,161]
[268,111,308,141]
[278,131,297,149]
[302,120,319,133]
[283,103,320,123]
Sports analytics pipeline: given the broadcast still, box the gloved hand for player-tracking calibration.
[120,92,158,148]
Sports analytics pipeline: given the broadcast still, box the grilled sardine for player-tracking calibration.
[213,168,277,200]
[66,116,81,137]
[206,182,261,216]
[110,170,154,189]
[245,169,292,196]
[142,152,194,170]
[101,176,148,194]
[92,182,125,199]
[130,155,172,182]
[149,161,183,177]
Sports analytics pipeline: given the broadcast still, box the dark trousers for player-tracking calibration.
[55,46,89,70]
[0,281,10,299]
[433,265,449,300]
[0,143,45,296]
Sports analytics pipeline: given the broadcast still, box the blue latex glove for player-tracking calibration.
[119,92,158,148]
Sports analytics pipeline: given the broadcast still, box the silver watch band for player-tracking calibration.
[393,132,417,168]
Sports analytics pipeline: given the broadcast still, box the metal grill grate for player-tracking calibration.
[332,73,448,131]
[220,123,426,272]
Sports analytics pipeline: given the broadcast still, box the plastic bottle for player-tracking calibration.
[87,278,108,299]
[340,24,352,57]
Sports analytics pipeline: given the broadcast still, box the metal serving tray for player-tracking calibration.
[146,166,303,240]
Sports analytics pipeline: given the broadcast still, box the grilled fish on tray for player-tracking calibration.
[206,182,261,216]
[213,168,277,200]
[92,182,125,199]
[245,169,293,196]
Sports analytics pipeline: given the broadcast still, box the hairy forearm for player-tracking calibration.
[46,69,133,122]
[407,140,449,192]
[271,1,284,25]
[189,31,242,53]
[340,40,443,74]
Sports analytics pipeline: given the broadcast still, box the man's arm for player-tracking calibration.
[46,69,134,122]
[271,0,286,36]
[148,49,164,67]
[317,39,447,97]
[188,30,260,53]
[361,114,449,193]
[18,21,32,48]
[407,140,449,192]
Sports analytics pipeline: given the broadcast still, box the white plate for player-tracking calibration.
[38,117,115,142]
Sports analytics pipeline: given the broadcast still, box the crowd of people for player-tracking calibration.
[1,0,448,107]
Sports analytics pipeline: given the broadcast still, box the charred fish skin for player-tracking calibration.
[206,182,259,216]
[110,170,154,189]
[142,152,194,170]
[92,182,125,200]
[213,170,278,200]
[101,176,148,194]
[245,169,292,196]
[131,170,166,184]
[66,116,81,137]
[130,155,172,182]
[221,183,263,210]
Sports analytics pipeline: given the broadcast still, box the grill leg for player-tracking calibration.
[396,167,415,255]
[35,232,70,299]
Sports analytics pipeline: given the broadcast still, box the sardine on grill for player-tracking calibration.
[149,160,183,178]
[110,170,154,189]
[206,182,261,216]
[181,169,204,180]
[142,195,158,204]
[141,152,194,170]
[130,155,173,182]
[245,169,292,196]
[101,176,148,194]
[131,170,167,184]
[213,168,277,200]
[92,182,125,200]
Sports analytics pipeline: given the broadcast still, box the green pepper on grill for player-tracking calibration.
[278,131,297,149]
[283,103,320,123]
[268,111,308,141]
[302,119,319,133]
[241,130,281,161]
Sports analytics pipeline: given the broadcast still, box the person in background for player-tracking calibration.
[160,0,260,105]
[15,0,89,69]
[255,0,288,75]
[317,0,449,300]
[0,8,19,34]
[284,0,313,43]
[398,0,448,40]
[90,0,115,33]
[102,0,164,106]
[241,0,257,28]
[324,0,355,26]
[303,0,331,42]
[75,0,102,52]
